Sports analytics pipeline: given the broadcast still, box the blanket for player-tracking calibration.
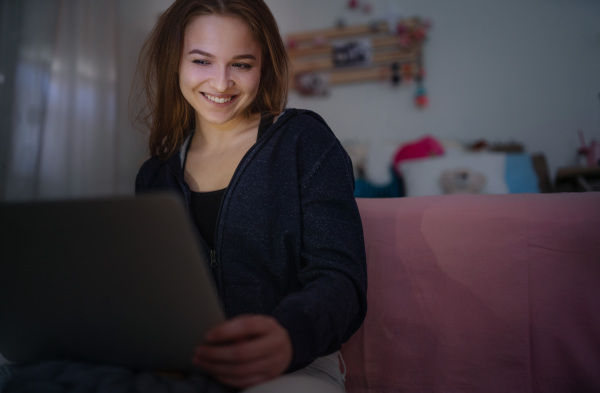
[1,361,233,393]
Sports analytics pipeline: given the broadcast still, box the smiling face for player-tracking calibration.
[179,14,262,130]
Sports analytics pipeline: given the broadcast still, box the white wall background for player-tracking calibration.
[117,0,600,191]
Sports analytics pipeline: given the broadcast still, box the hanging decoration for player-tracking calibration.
[286,15,431,108]
[414,84,428,108]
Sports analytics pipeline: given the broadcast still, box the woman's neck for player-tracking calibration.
[193,113,261,151]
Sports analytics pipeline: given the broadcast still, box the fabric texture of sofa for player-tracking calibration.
[342,192,600,393]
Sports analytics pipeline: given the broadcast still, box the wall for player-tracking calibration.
[117,0,600,189]
[270,0,600,181]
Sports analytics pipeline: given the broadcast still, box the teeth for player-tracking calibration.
[204,93,233,104]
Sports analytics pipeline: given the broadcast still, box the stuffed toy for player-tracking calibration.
[440,167,486,194]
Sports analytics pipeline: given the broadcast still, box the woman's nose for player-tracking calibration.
[210,66,233,92]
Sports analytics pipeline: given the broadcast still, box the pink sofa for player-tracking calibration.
[342,193,600,393]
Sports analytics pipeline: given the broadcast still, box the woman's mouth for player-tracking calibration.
[203,93,236,104]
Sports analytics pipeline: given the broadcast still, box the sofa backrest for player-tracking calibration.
[342,193,600,393]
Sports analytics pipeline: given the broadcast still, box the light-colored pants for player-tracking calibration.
[243,351,346,393]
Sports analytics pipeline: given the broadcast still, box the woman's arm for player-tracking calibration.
[273,114,368,371]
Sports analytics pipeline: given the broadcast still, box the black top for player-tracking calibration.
[187,114,274,248]
[189,188,225,248]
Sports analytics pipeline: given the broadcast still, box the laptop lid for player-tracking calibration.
[0,193,224,373]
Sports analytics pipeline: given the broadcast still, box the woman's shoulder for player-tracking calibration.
[278,108,331,130]
[138,155,166,175]
[135,154,178,193]
[276,108,338,145]
[274,108,353,179]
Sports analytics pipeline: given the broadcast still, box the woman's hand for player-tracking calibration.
[192,314,293,389]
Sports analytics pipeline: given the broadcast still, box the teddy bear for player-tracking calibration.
[440,167,486,194]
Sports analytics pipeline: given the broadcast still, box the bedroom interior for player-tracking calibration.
[273,0,600,197]
[0,0,599,200]
[0,1,599,392]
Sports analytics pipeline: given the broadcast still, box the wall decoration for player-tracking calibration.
[286,17,430,107]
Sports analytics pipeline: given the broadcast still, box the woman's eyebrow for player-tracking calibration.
[187,49,256,60]
[233,54,257,61]
[188,49,214,57]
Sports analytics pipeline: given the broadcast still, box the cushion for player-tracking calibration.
[364,142,401,185]
[399,153,509,196]
[354,167,404,198]
[505,153,540,193]
[392,135,445,166]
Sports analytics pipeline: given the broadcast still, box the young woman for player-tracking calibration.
[133,0,367,391]
[0,1,365,392]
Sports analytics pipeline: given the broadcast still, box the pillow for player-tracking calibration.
[505,153,540,193]
[355,166,404,198]
[392,135,445,167]
[364,141,401,185]
[342,141,368,180]
[400,153,509,197]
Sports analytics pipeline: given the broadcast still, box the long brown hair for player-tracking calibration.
[130,0,289,160]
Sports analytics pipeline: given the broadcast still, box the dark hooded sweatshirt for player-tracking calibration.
[135,108,367,372]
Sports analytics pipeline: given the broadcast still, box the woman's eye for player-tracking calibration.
[193,59,209,65]
[232,63,251,70]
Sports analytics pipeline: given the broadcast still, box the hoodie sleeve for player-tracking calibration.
[272,112,368,371]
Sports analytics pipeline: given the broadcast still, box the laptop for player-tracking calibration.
[0,193,225,373]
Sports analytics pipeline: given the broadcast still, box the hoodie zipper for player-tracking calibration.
[178,110,290,271]
[210,249,217,268]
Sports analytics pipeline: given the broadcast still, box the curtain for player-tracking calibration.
[0,0,118,201]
